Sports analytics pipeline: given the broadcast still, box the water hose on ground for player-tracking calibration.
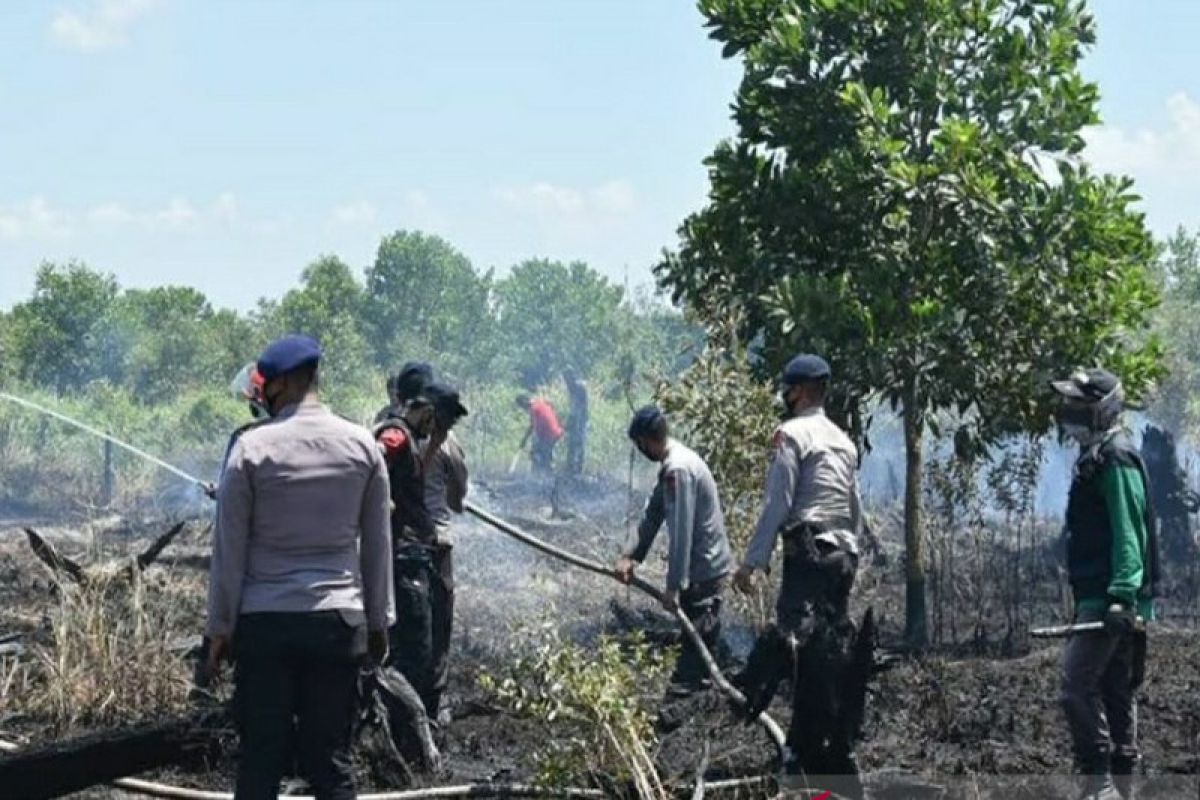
[462,501,789,758]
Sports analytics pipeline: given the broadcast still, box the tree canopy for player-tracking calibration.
[658,0,1163,645]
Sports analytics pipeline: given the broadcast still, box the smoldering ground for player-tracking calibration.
[1,467,1197,799]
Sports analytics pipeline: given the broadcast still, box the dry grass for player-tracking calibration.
[3,566,200,733]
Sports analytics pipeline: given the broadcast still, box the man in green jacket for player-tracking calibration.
[1052,368,1160,800]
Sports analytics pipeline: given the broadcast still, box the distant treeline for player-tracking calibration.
[0,229,701,404]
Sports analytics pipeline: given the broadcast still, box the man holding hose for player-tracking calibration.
[616,405,732,696]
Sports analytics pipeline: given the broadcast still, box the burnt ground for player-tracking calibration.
[0,475,1198,798]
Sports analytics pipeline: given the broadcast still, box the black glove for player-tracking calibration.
[1104,602,1137,637]
[367,629,389,666]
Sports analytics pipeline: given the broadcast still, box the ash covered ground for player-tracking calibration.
[0,474,1197,799]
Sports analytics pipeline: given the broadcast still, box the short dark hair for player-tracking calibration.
[515,394,531,408]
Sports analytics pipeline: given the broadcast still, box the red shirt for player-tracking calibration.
[530,398,564,443]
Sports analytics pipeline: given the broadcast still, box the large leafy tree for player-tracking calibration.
[364,231,493,377]
[658,0,1162,645]
[494,259,625,387]
[271,255,373,396]
[116,286,222,402]
[1149,228,1200,436]
[8,262,124,393]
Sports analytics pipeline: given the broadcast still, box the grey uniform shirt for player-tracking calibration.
[744,407,862,571]
[623,439,732,592]
[421,431,469,545]
[206,398,395,638]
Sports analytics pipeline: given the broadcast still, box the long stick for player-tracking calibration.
[463,501,788,757]
[0,392,206,488]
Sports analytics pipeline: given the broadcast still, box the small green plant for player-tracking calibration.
[479,627,670,798]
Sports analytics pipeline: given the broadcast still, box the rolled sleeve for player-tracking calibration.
[206,439,253,638]
[361,447,396,630]
[744,441,799,571]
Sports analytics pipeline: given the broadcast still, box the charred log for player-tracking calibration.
[0,710,225,799]
[23,528,87,585]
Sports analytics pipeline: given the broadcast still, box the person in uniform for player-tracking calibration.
[417,381,469,723]
[616,406,732,695]
[1052,368,1158,800]
[375,361,433,424]
[206,334,393,800]
[732,353,864,795]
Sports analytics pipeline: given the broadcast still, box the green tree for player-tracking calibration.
[116,286,220,402]
[1150,228,1200,435]
[494,259,624,386]
[658,0,1162,645]
[8,262,124,393]
[364,231,493,377]
[272,255,373,398]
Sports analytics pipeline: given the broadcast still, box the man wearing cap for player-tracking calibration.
[206,334,394,800]
[1051,368,1159,800]
[418,381,469,723]
[375,361,434,424]
[733,353,864,792]
[616,405,732,695]
[374,375,439,710]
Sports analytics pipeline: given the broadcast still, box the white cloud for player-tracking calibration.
[494,179,638,222]
[51,0,161,53]
[0,196,71,240]
[330,200,378,226]
[1083,92,1200,232]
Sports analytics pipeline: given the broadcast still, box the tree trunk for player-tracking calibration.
[903,394,928,649]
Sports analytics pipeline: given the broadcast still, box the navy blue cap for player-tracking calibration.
[257,335,322,381]
[781,353,831,385]
[628,405,667,440]
[394,361,434,402]
[425,381,468,423]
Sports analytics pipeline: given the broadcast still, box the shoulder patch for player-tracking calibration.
[664,471,677,489]
[378,427,409,459]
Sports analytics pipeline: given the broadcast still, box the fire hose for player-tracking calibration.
[0,392,787,766]
[462,502,788,757]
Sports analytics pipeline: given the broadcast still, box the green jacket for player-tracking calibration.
[1074,463,1155,622]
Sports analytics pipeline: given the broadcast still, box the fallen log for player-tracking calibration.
[24,521,189,587]
[137,521,189,570]
[462,501,789,759]
[0,710,224,799]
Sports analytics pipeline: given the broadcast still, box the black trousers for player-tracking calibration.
[565,417,587,475]
[1061,624,1148,776]
[389,542,455,719]
[233,612,365,800]
[531,438,556,473]
[776,529,861,797]
[672,578,724,687]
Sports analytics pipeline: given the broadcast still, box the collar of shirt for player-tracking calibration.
[272,396,326,421]
[790,405,826,421]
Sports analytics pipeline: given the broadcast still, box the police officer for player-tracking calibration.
[732,353,864,793]
[418,381,469,723]
[616,406,732,695]
[1052,368,1158,800]
[375,361,433,424]
[206,335,394,800]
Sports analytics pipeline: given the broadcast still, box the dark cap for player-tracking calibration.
[425,381,468,424]
[257,335,322,381]
[394,361,434,402]
[628,405,667,440]
[1050,368,1121,403]
[781,353,831,385]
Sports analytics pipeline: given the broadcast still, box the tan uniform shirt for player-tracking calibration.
[206,398,395,637]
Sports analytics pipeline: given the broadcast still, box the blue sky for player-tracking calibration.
[3,0,1200,311]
